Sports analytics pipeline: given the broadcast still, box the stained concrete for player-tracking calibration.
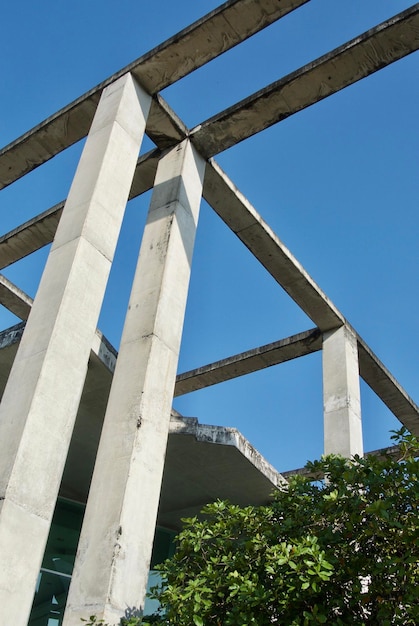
[191,6,419,156]
[175,328,322,395]
[1,5,418,187]
[0,275,418,435]
[0,0,307,189]
[323,325,363,457]
[63,139,206,625]
[0,73,151,626]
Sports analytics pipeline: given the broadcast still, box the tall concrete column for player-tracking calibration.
[63,139,205,626]
[322,324,363,457]
[0,74,150,626]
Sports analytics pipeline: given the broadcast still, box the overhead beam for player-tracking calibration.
[0,94,186,192]
[0,0,309,190]
[0,279,417,435]
[174,328,322,396]
[0,149,161,269]
[0,156,347,331]
[281,445,402,479]
[0,275,32,321]
[191,5,419,156]
[203,159,345,331]
[357,333,419,437]
[0,203,63,269]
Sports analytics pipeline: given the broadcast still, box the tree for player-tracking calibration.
[146,429,418,626]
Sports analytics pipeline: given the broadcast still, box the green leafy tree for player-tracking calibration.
[146,429,418,626]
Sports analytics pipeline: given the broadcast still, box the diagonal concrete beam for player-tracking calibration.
[202,159,345,331]
[174,328,322,395]
[1,156,344,330]
[0,155,347,332]
[357,333,419,437]
[0,94,186,191]
[191,5,419,156]
[0,0,308,190]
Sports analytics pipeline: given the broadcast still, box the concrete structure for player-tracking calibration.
[0,1,418,624]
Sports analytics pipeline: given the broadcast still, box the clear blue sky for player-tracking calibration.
[0,0,417,472]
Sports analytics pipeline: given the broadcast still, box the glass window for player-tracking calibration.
[28,499,175,625]
[144,527,176,617]
[28,499,84,626]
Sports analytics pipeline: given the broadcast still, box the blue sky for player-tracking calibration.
[1,0,417,472]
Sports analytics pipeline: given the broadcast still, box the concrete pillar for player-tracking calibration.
[63,139,205,626]
[0,74,150,626]
[322,324,363,457]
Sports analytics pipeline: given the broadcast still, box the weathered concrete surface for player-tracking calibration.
[0,274,32,320]
[191,5,419,156]
[0,74,150,626]
[203,159,345,331]
[63,139,205,626]
[357,333,419,437]
[323,325,363,457]
[0,203,63,269]
[281,444,402,480]
[160,415,286,525]
[0,325,283,520]
[175,328,322,395]
[0,148,160,269]
[0,0,308,189]
[3,3,415,186]
[1,273,418,437]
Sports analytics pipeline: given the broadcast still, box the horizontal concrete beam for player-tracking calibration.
[191,5,419,156]
[0,149,161,269]
[202,159,345,331]
[0,203,63,269]
[357,333,419,437]
[0,284,417,435]
[0,0,308,190]
[175,328,322,395]
[281,444,402,479]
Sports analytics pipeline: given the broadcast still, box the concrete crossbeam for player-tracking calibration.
[0,203,63,269]
[357,334,419,437]
[203,159,345,331]
[0,94,186,190]
[0,149,160,269]
[0,0,308,189]
[323,325,363,457]
[281,445,402,479]
[175,328,322,395]
[0,275,32,320]
[0,74,151,626]
[192,5,419,156]
[131,0,309,94]
[0,282,417,436]
[63,140,205,625]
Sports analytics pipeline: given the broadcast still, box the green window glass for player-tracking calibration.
[28,499,84,626]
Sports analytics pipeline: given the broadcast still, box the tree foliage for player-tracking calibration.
[145,429,418,626]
